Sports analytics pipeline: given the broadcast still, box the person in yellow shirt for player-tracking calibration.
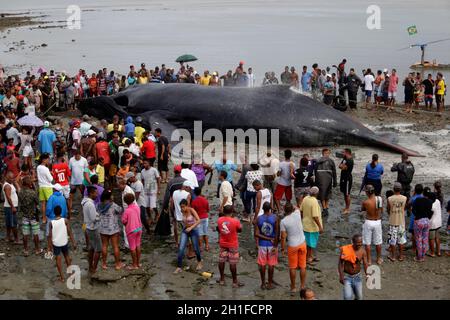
[96,158,105,187]
[107,115,123,133]
[138,71,149,84]
[435,72,446,112]
[299,186,323,265]
[199,70,211,86]
[134,117,146,146]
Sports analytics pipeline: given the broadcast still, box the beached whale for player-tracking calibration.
[78,83,421,156]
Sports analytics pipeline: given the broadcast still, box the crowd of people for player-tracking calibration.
[0,61,448,300]
[0,58,446,116]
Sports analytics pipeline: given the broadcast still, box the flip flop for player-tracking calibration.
[265,284,275,290]
[115,263,124,270]
[35,249,44,255]
[426,253,435,258]
[23,250,29,257]
[232,282,244,288]
[398,257,405,262]
[387,256,396,262]
[216,279,225,286]
[102,265,108,270]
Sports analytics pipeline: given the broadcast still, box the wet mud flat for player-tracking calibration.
[0,107,450,300]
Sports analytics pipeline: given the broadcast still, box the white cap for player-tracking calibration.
[383,68,388,73]
[44,121,50,127]
[53,183,63,191]
[87,129,96,136]
[183,180,194,189]
[125,172,135,181]
[326,74,332,78]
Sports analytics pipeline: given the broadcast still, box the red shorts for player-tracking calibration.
[274,184,292,201]
[127,231,142,251]
[257,246,278,266]
[219,247,239,264]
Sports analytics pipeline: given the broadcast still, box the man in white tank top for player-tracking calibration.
[3,172,19,243]
[49,205,76,282]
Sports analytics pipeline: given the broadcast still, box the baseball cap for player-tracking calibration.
[44,121,50,127]
[326,74,332,78]
[365,184,375,193]
[393,182,402,190]
[125,172,135,181]
[174,165,182,173]
[53,183,63,191]
[82,114,90,121]
[183,180,194,189]
[239,61,244,65]
[383,68,388,73]
[87,129,96,136]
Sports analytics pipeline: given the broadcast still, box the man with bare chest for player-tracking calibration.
[361,184,383,265]
[338,234,368,300]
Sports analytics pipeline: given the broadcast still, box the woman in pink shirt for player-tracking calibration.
[121,193,143,270]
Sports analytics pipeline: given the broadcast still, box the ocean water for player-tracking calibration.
[1,0,450,79]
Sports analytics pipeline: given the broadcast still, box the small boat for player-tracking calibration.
[410,60,450,70]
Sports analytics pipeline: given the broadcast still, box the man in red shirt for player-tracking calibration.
[216,205,244,288]
[93,138,111,171]
[52,152,71,207]
[141,131,156,163]
[4,150,20,179]
[191,188,210,251]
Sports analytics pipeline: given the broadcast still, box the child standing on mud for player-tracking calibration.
[48,205,76,282]
[122,193,143,270]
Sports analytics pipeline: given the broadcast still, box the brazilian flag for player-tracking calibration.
[407,25,418,36]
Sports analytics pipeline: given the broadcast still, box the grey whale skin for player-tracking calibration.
[78,83,420,156]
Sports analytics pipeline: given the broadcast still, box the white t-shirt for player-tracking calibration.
[364,74,375,91]
[141,167,160,194]
[181,168,199,188]
[430,199,442,230]
[121,185,135,210]
[6,127,20,146]
[130,180,146,207]
[69,156,88,185]
[72,128,81,150]
[257,188,272,217]
[219,180,233,207]
[37,164,54,187]
[280,210,306,247]
[172,189,190,221]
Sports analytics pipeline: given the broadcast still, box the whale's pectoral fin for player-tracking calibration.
[141,112,179,144]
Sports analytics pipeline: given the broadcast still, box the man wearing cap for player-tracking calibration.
[71,120,82,156]
[37,121,56,158]
[170,180,192,245]
[127,172,151,234]
[80,129,97,161]
[162,165,185,212]
[387,182,407,262]
[79,114,92,137]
